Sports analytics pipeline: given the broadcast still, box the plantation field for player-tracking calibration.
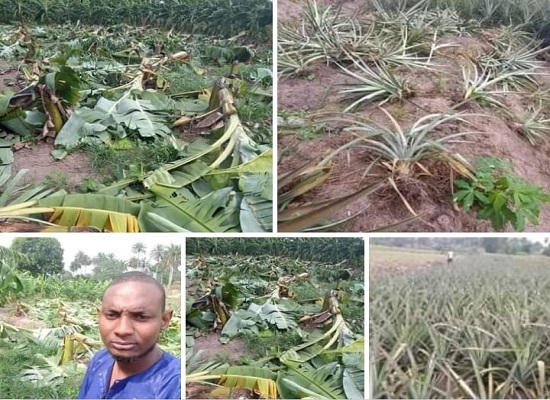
[278,0,550,232]
[186,238,365,399]
[370,250,550,399]
[0,278,181,399]
[0,1,273,232]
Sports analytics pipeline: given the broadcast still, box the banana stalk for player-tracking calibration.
[40,89,64,133]
[59,335,74,365]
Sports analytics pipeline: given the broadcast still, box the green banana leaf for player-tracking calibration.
[37,194,142,232]
[277,360,345,400]
[138,184,239,232]
[206,366,278,400]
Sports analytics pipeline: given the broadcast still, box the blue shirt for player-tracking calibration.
[77,349,181,399]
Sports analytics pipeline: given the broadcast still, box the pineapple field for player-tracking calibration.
[185,237,365,399]
[0,0,272,232]
[278,0,550,232]
[370,239,550,399]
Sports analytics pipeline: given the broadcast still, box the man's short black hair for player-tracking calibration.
[104,271,166,312]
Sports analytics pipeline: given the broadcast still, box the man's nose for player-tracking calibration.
[114,315,133,336]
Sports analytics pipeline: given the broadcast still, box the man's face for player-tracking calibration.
[98,281,172,361]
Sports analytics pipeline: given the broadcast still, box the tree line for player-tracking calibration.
[187,237,365,268]
[4,237,181,284]
[371,237,549,255]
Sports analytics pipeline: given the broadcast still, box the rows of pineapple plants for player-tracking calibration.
[278,0,550,231]
[0,20,273,232]
[370,253,550,399]
[185,242,365,399]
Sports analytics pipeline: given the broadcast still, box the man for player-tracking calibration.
[78,271,181,399]
[447,251,454,264]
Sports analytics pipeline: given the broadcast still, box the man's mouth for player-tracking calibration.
[111,341,137,351]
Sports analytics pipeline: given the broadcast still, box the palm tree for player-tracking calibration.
[131,242,147,271]
[150,244,165,280]
[69,250,92,275]
[161,244,181,291]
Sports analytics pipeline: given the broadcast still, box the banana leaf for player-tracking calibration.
[138,185,239,232]
[343,368,364,400]
[203,366,278,400]
[0,139,13,188]
[277,360,345,399]
[36,194,141,232]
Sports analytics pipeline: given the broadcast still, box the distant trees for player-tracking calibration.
[69,251,92,275]
[372,237,549,255]
[11,238,64,276]
[91,253,128,281]
[68,242,180,286]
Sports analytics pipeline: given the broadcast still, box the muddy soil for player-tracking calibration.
[278,1,550,232]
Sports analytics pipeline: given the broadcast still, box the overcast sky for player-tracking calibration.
[0,234,184,271]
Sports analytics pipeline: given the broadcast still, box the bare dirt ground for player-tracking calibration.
[193,333,249,364]
[370,245,550,277]
[369,245,448,276]
[0,60,97,192]
[278,1,550,232]
[0,305,47,329]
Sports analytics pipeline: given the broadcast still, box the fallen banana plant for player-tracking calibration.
[0,79,272,232]
[187,367,279,400]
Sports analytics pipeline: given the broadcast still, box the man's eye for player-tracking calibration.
[105,312,118,319]
[136,315,150,321]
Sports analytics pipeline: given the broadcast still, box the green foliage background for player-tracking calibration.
[0,0,272,37]
[187,237,365,268]
[11,237,64,276]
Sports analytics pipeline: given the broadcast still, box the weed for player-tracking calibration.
[82,139,179,182]
[454,156,550,231]
[391,102,407,120]
[297,124,325,140]
[43,171,70,191]
[242,330,304,358]
[434,75,446,93]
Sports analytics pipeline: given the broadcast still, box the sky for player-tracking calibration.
[0,233,183,272]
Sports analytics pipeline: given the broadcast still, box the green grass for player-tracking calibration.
[81,139,180,183]
[43,171,70,192]
[242,330,305,358]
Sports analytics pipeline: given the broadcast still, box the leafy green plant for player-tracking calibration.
[454,156,550,230]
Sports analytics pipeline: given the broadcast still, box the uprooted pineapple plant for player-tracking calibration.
[278,0,550,232]
[185,237,365,399]
[0,2,272,232]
